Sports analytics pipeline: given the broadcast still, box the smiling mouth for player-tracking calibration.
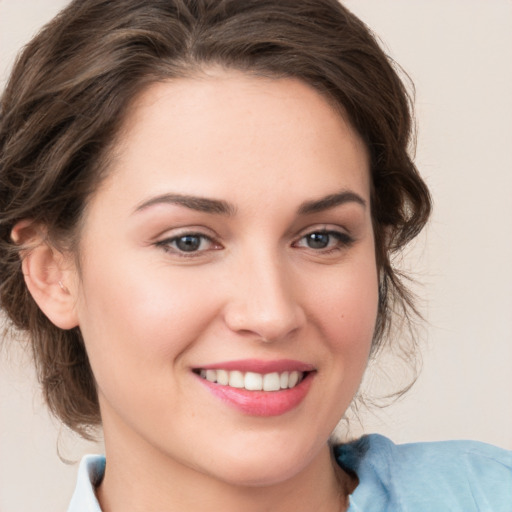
[194,369,307,392]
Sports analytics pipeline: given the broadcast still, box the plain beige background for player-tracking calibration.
[1,1,511,511]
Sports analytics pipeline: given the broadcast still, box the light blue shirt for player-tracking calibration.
[339,435,512,511]
[67,434,512,511]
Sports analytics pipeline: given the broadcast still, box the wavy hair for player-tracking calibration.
[0,0,431,437]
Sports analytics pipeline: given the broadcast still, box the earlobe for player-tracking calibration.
[11,221,79,330]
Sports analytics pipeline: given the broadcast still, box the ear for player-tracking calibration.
[11,220,79,330]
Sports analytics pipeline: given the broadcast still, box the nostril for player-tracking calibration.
[223,301,306,342]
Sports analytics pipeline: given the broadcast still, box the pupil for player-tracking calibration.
[307,233,329,249]
[177,235,201,252]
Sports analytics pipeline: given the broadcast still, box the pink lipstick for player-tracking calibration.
[193,359,315,416]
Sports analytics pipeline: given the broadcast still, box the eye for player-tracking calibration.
[156,232,221,255]
[294,229,354,251]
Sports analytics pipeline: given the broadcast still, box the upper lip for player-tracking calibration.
[193,359,315,374]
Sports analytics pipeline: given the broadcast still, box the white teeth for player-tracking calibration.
[197,369,306,391]
[263,372,281,391]
[288,371,300,388]
[244,372,263,391]
[205,369,217,383]
[228,370,244,388]
[217,369,229,385]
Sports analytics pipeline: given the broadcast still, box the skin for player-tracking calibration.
[22,70,379,511]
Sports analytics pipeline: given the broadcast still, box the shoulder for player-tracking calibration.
[67,455,105,512]
[335,434,512,512]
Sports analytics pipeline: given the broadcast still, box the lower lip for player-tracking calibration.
[196,373,314,417]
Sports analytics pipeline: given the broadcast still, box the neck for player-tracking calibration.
[97,426,353,512]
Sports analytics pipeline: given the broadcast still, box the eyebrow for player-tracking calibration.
[133,190,366,217]
[133,193,236,216]
[297,191,366,215]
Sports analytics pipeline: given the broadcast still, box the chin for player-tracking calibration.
[197,437,326,488]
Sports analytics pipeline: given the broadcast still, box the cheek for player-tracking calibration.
[307,256,379,366]
[75,251,219,383]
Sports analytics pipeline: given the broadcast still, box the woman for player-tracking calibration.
[1,1,510,511]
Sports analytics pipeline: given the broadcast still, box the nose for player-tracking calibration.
[223,250,306,343]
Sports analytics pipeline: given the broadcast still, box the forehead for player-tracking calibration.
[92,70,370,214]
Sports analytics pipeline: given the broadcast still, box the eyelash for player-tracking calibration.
[155,228,354,258]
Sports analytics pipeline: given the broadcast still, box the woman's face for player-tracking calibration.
[71,70,378,486]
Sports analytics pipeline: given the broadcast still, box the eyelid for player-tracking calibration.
[294,224,352,240]
[152,224,222,244]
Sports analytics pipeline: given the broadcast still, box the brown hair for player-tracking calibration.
[0,0,431,437]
